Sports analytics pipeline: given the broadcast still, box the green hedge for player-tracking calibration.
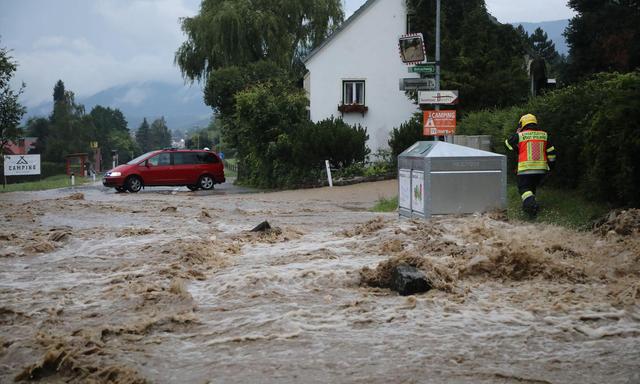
[458,71,640,207]
[233,82,370,188]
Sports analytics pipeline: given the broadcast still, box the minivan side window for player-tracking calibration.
[174,152,199,165]
[148,153,171,166]
[197,152,219,164]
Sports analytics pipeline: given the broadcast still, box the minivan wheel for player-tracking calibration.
[126,176,142,193]
[198,175,214,190]
[187,185,199,191]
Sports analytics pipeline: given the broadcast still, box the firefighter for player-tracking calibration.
[504,114,557,218]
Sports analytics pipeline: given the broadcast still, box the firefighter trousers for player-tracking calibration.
[517,173,546,217]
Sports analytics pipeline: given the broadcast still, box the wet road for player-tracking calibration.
[1,181,639,383]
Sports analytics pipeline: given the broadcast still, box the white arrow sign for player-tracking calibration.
[418,90,459,105]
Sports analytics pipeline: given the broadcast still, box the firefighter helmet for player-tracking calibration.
[518,114,538,129]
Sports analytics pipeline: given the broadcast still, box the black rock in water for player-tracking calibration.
[391,264,432,296]
[251,221,271,232]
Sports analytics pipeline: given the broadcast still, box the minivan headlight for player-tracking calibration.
[108,171,121,177]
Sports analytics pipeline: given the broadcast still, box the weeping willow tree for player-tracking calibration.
[175,0,344,82]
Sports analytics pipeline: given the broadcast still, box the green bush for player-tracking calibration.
[458,71,640,207]
[388,113,426,161]
[233,82,371,188]
[41,161,66,178]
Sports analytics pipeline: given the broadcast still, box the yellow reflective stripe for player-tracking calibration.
[546,146,555,152]
[547,155,556,161]
[521,191,534,201]
[518,160,548,172]
[505,139,513,151]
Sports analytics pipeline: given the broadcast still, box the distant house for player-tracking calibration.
[303,0,419,154]
[3,137,38,155]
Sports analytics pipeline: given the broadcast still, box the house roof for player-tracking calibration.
[303,0,379,64]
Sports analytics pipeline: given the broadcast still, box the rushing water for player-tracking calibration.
[1,184,639,383]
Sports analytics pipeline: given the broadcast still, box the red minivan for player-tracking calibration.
[103,149,225,193]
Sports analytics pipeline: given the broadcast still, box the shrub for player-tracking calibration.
[233,82,371,188]
[388,113,425,161]
[458,71,640,207]
[41,161,66,178]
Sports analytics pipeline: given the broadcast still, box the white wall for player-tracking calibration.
[305,0,420,153]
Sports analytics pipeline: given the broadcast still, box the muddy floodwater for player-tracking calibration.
[1,180,639,383]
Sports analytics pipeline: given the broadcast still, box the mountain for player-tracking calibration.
[513,19,570,56]
[26,81,212,134]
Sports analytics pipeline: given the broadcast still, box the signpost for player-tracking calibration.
[408,63,436,75]
[399,77,436,91]
[423,110,456,136]
[418,90,459,105]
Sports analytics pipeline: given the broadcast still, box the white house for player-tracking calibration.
[303,0,420,154]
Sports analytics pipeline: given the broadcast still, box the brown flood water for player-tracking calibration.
[1,180,639,383]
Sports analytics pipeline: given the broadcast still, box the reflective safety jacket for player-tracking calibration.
[505,128,556,175]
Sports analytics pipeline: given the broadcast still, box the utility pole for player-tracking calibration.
[434,0,442,141]
[435,0,441,96]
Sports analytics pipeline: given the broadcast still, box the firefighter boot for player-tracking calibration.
[521,192,539,219]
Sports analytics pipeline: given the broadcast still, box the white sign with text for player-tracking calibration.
[4,155,41,176]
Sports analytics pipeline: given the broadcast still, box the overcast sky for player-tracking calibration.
[1,0,575,108]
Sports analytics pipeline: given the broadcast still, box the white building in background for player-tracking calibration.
[303,0,419,154]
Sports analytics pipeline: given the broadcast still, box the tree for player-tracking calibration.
[149,117,171,149]
[53,79,65,103]
[135,118,152,153]
[109,130,139,164]
[45,81,90,162]
[25,117,50,154]
[0,43,26,155]
[89,106,130,168]
[565,0,640,82]
[529,27,559,64]
[407,0,529,113]
[517,26,564,93]
[175,0,343,82]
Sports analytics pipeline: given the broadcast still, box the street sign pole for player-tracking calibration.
[435,0,442,140]
[435,0,441,96]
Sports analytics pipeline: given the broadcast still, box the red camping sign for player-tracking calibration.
[423,110,456,136]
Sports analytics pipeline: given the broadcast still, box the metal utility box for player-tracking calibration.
[398,141,506,218]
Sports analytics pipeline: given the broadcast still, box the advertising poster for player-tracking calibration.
[411,170,424,214]
[399,169,411,210]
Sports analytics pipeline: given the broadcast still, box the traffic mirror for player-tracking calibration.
[399,33,426,64]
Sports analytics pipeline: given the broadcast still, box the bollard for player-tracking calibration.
[325,160,333,187]
[70,172,75,187]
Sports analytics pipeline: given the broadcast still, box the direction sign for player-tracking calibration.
[399,77,436,91]
[409,63,436,75]
[423,110,456,136]
[418,90,459,105]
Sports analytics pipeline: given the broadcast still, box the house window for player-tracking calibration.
[343,80,365,105]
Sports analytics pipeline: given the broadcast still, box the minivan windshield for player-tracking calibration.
[127,151,157,165]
